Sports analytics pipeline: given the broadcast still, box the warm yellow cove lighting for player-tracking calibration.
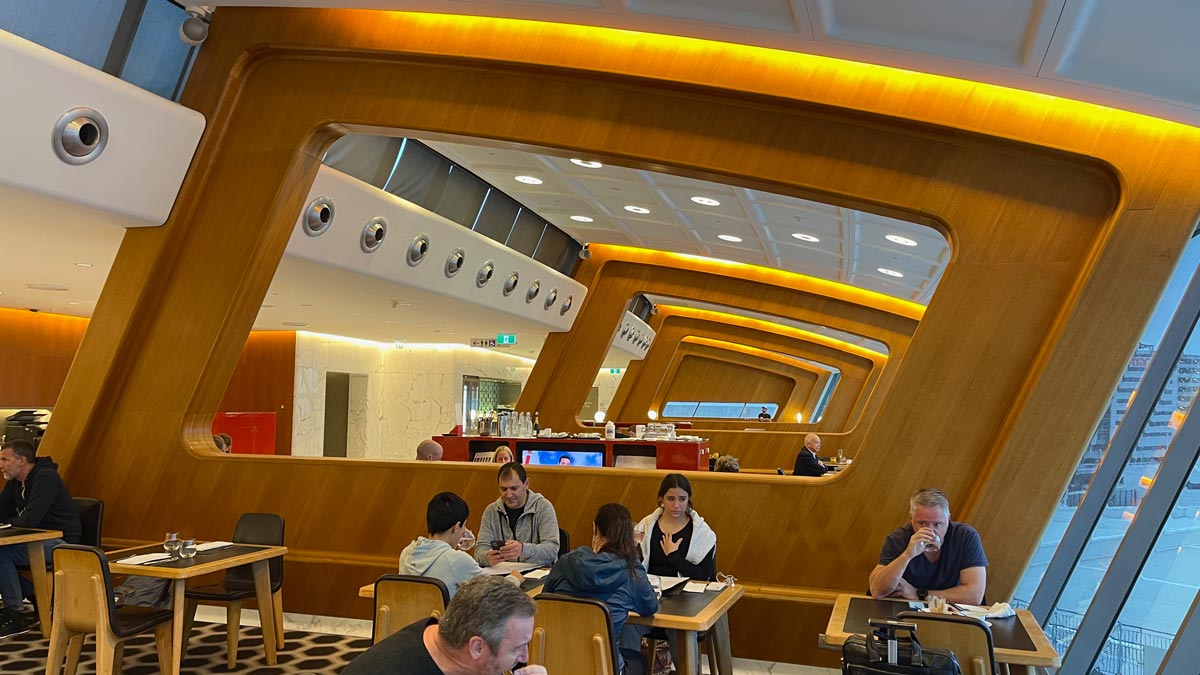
[659,305,889,361]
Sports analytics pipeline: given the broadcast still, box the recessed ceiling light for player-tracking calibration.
[26,284,69,291]
[570,215,594,223]
[570,159,603,169]
[691,196,721,207]
[886,234,918,247]
[67,301,81,305]
[792,233,820,242]
[74,262,93,268]
[282,321,309,327]
[717,234,743,243]
[624,205,650,214]
[877,267,904,278]
[515,175,543,185]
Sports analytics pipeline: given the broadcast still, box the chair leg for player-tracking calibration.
[704,634,718,675]
[272,588,285,647]
[154,620,174,675]
[44,622,71,675]
[65,635,85,675]
[181,597,199,654]
[94,629,122,675]
[226,600,243,669]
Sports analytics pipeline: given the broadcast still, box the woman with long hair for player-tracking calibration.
[635,473,717,581]
[492,445,514,464]
[544,503,658,675]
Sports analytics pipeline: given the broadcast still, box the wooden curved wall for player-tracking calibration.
[37,7,1200,665]
[609,305,885,440]
[663,353,810,417]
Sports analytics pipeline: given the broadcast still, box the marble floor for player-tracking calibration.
[200,605,840,675]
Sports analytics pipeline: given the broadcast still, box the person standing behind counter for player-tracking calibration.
[635,473,717,581]
[475,463,560,567]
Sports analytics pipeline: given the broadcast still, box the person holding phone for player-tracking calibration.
[868,487,988,604]
[474,463,561,567]
[399,493,521,599]
[342,576,548,675]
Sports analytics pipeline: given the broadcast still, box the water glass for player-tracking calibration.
[837,448,846,463]
[163,532,181,558]
[180,539,198,559]
[458,527,477,551]
[633,522,646,546]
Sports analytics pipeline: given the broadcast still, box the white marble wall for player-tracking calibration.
[293,333,533,459]
[593,368,626,417]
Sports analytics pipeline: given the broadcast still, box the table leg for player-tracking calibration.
[675,630,699,675]
[170,580,186,675]
[252,560,278,664]
[710,614,734,675]
[27,542,52,638]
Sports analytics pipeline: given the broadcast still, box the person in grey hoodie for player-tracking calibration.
[399,492,521,598]
[474,463,560,567]
[544,503,658,675]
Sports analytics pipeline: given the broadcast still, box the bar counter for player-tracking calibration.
[434,434,710,470]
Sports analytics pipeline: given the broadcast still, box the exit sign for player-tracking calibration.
[609,368,622,374]
[497,334,518,345]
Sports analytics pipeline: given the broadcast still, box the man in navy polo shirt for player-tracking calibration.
[868,487,987,604]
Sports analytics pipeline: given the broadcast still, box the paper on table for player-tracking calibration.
[523,568,551,579]
[481,561,539,575]
[705,581,726,592]
[0,523,10,529]
[116,553,171,565]
[683,581,708,593]
[196,541,235,552]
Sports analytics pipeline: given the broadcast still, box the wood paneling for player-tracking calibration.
[0,308,89,408]
[664,354,802,415]
[35,7,1200,666]
[217,331,295,455]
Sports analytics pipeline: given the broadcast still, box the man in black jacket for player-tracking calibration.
[792,433,830,477]
[0,439,82,636]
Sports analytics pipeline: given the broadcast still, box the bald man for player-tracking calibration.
[416,439,444,461]
[791,433,828,477]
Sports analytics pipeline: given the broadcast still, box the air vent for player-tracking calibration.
[560,295,573,315]
[503,272,520,296]
[445,248,466,277]
[477,261,495,287]
[526,280,541,303]
[408,234,430,265]
[53,107,108,165]
[303,196,334,236]
[544,288,558,309]
[361,217,387,253]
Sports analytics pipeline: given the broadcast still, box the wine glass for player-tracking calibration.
[458,527,477,551]
[180,539,198,559]
[634,522,646,546]
[163,532,181,558]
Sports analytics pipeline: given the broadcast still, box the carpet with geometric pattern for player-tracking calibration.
[0,621,371,674]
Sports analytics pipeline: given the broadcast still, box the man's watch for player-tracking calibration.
[917,588,928,601]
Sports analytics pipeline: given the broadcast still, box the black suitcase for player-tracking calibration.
[842,618,962,675]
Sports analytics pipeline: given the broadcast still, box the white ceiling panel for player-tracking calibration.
[1045,0,1200,106]
[624,0,806,33]
[812,0,1062,70]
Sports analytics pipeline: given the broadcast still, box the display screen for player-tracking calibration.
[522,450,604,467]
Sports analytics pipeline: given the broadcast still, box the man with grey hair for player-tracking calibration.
[416,439,444,461]
[791,433,828,477]
[869,487,987,604]
[343,575,548,675]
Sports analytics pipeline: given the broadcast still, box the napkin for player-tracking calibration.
[524,568,551,579]
[116,553,171,565]
[683,581,709,593]
[196,541,235,552]
[956,602,1015,619]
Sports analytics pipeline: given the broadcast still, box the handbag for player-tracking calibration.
[842,618,962,675]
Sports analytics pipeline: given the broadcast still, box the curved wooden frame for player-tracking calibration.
[39,8,1200,663]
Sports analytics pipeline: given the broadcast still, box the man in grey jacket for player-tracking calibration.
[474,463,560,567]
[400,492,521,598]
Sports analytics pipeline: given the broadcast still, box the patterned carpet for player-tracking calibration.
[1,621,372,674]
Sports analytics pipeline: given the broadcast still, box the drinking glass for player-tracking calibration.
[837,448,846,463]
[458,527,477,551]
[180,539,198,559]
[163,532,181,558]
[633,522,646,546]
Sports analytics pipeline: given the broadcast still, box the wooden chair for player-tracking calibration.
[895,610,999,675]
[16,497,104,636]
[182,512,285,669]
[372,574,449,643]
[529,593,619,675]
[45,545,173,675]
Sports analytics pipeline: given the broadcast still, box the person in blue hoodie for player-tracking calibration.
[544,503,658,675]
[399,492,521,599]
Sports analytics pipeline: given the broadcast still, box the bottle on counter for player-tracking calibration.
[604,419,616,440]
[533,411,540,436]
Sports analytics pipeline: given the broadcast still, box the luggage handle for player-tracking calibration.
[865,618,924,667]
